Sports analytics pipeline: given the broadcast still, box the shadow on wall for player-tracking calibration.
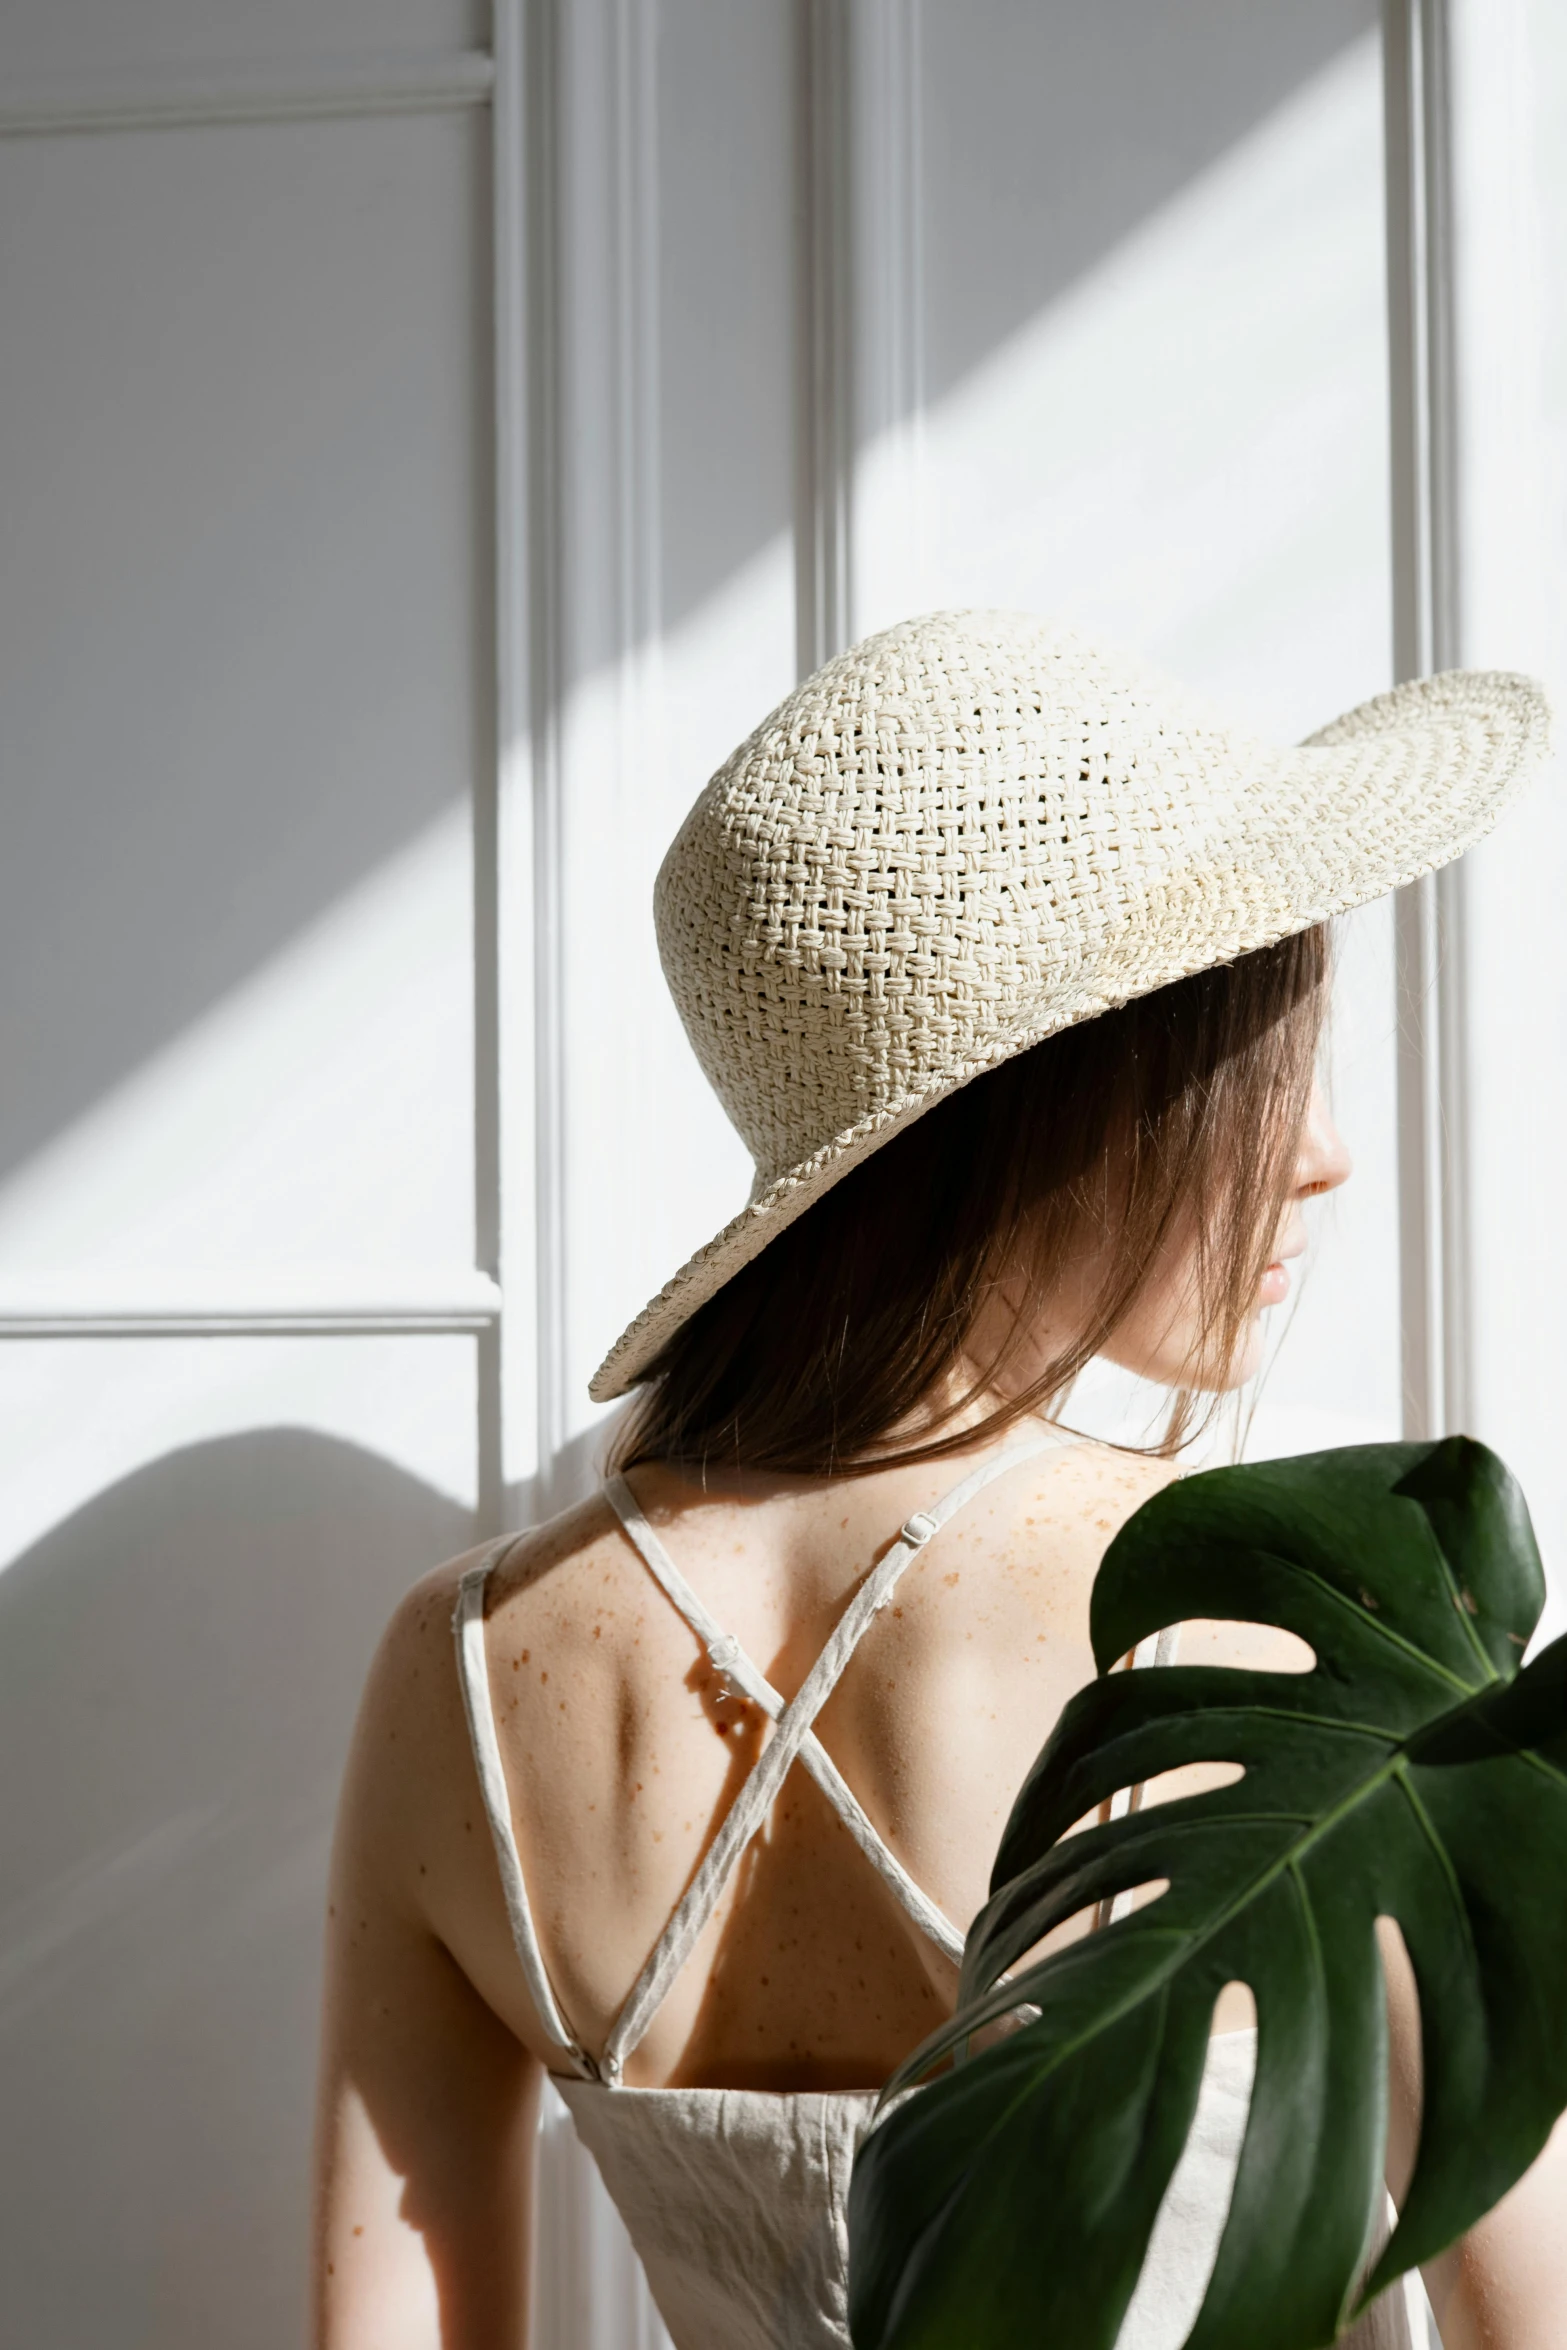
[913,0,1375,411]
[0,1428,473,2350]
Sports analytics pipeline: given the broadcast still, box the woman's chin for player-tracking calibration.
[1187,1325,1267,1394]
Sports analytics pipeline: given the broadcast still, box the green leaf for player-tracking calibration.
[847,1439,1567,2350]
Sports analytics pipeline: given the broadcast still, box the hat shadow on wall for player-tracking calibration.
[0,1428,473,2350]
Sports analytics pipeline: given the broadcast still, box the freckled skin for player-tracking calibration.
[329,1436,1190,2111]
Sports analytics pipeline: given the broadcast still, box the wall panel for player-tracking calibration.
[0,108,488,1279]
[1446,0,1567,1636]
[0,1335,478,2350]
[0,20,500,2348]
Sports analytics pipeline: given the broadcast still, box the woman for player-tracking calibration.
[312,613,1562,2349]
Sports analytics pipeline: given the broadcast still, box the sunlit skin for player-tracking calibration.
[312,1080,1566,2350]
[962,1080,1355,1405]
[1104,1082,1354,1387]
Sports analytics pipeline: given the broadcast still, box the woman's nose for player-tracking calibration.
[1297,1082,1352,1198]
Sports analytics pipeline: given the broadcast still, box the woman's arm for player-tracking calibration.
[1418,2115,1567,2350]
[312,1577,543,2350]
[1381,1918,1567,2349]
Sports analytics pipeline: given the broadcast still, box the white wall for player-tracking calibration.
[0,10,494,2347]
[1,3,1552,2345]
[1446,0,1567,1646]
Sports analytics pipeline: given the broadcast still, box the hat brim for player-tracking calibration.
[589,666,1549,1403]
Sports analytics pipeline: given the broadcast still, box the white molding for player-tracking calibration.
[0,1269,502,1338]
[609,0,663,699]
[0,53,495,138]
[594,0,664,1488]
[795,0,854,672]
[525,0,665,1509]
[848,0,927,640]
[480,0,532,1533]
[1382,0,1469,1441]
[794,0,928,660]
[525,0,570,1503]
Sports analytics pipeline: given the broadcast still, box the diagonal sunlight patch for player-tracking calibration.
[0,809,475,1280]
[898,36,1388,743]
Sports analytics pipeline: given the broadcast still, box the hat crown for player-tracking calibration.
[654,608,1255,1187]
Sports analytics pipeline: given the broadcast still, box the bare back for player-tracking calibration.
[355,1430,1177,2098]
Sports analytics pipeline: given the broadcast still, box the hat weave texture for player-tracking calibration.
[591,609,1549,1401]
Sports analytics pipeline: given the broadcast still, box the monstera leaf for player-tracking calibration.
[848,1439,1567,2350]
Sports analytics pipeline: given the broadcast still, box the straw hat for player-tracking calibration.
[590,609,1549,1402]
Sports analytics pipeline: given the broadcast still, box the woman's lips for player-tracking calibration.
[1258,1260,1291,1306]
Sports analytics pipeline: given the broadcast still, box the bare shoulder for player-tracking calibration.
[997,1437,1180,1570]
[366,1493,620,1694]
[353,1539,487,1751]
[1038,1438,1182,1521]
[340,1498,625,1874]
[932,1437,1182,1665]
[483,1490,637,1646]
[334,1544,492,1892]
[1017,1443,1309,1677]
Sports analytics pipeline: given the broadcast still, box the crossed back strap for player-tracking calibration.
[455,1428,1090,2085]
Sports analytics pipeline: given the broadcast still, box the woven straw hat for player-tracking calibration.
[590,608,1549,1402]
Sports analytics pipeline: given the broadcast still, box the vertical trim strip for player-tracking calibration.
[794,1,928,667]
[478,0,528,1533]
[526,0,571,1503]
[1383,0,1468,1440]
[612,0,664,696]
[539,0,664,1499]
[848,0,927,639]
[796,0,853,674]
[609,0,667,1246]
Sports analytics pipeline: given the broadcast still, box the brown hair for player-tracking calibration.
[610,925,1330,1478]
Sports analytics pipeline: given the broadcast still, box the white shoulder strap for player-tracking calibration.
[604,1472,968,1967]
[452,1549,598,2081]
[597,1431,1072,2083]
[1096,1621,1183,1930]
